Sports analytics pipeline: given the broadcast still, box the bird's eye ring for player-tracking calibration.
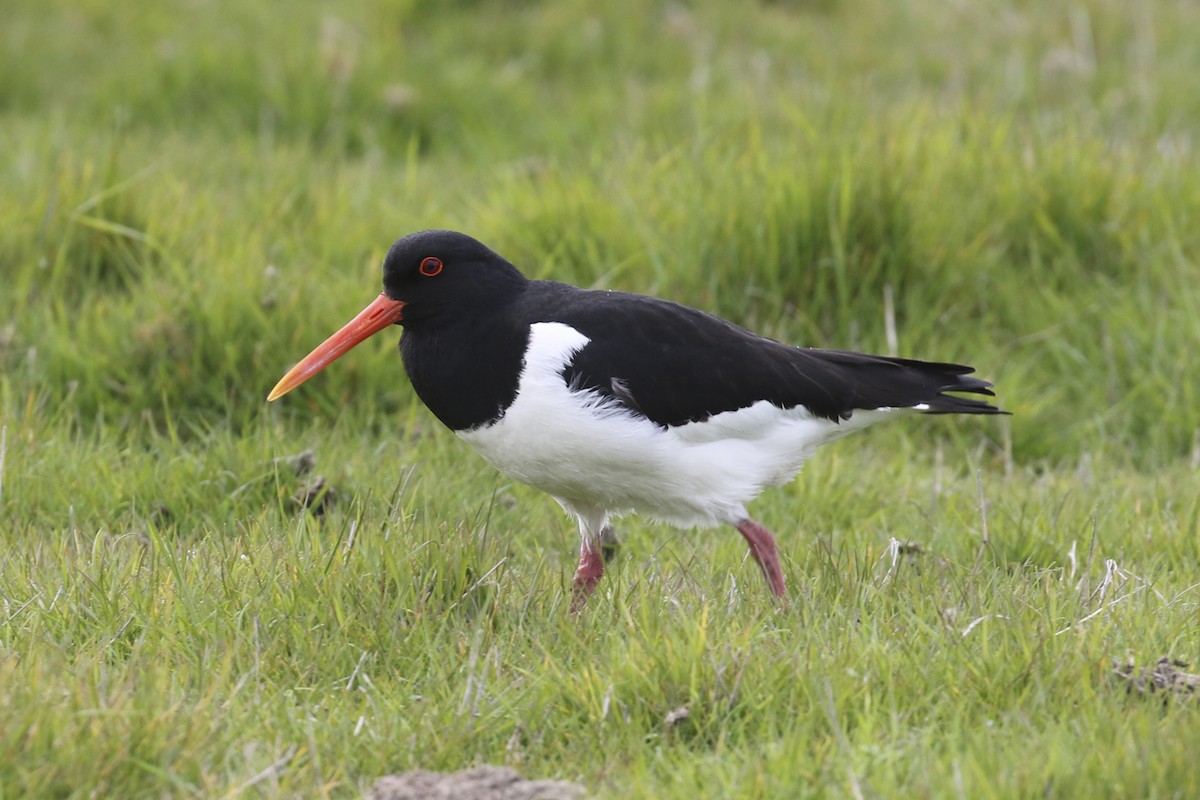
[419,257,443,277]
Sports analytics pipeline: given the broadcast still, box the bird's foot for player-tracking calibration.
[735,518,789,605]
[570,541,605,613]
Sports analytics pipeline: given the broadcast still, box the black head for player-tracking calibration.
[267,230,528,402]
[381,230,528,327]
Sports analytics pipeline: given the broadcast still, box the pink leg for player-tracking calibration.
[570,540,605,612]
[735,518,788,600]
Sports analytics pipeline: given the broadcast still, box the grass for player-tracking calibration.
[3,0,1200,796]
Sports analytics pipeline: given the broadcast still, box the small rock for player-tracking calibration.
[663,705,690,728]
[275,449,316,476]
[292,475,337,516]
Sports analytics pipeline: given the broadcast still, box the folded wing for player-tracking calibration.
[552,288,1002,428]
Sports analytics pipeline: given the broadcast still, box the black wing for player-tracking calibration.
[538,284,1003,428]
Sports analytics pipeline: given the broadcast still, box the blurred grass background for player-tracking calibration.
[2,0,1199,797]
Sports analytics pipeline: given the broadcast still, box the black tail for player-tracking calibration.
[807,349,1006,418]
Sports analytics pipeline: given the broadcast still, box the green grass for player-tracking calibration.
[3,0,1200,796]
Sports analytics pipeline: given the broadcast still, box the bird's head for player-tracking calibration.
[381,229,526,325]
[267,229,526,401]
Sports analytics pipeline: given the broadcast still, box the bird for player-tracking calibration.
[268,229,1004,608]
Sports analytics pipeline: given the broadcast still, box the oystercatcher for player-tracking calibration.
[269,230,1003,607]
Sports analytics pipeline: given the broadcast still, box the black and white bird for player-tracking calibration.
[269,230,1003,607]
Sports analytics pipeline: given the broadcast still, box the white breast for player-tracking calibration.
[458,322,902,528]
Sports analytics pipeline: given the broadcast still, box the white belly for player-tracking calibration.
[458,322,898,528]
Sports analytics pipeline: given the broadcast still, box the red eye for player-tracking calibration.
[419,257,443,277]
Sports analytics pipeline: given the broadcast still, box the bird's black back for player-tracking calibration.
[530,283,1002,427]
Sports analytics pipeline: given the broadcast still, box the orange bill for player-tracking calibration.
[268,293,405,401]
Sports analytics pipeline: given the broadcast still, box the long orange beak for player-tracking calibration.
[268,293,406,401]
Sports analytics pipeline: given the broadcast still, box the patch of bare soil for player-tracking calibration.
[1113,654,1200,701]
[371,766,586,800]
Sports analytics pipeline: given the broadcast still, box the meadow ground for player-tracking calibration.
[2,0,1199,796]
